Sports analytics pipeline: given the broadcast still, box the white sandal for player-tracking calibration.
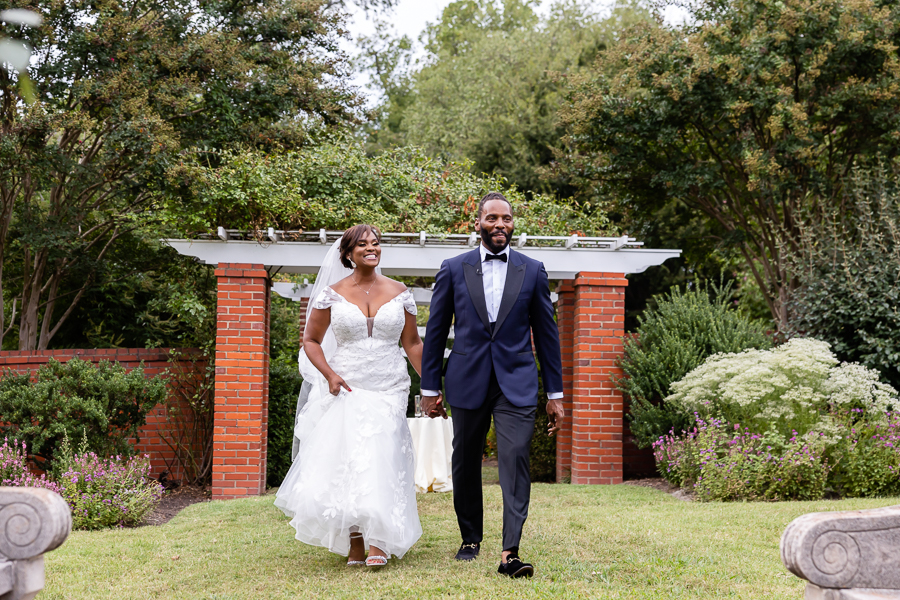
[365,555,388,567]
[347,533,366,566]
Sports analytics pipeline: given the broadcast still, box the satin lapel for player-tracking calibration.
[492,250,526,340]
[462,252,491,334]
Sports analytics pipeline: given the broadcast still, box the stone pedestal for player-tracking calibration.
[0,487,72,600]
[781,505,900,600]
[805,585,900,599]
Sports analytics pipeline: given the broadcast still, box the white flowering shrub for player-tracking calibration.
[665,338,898,437]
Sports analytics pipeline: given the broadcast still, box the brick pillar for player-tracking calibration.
[212,263,270,499]
[297,297,309,349]
[571,272,627,485]
[555,279,575,483]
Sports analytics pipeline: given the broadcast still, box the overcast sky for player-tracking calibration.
[342,1,689,104]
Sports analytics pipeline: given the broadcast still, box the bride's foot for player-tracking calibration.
[347,533,366,566]
[365,545,388,567]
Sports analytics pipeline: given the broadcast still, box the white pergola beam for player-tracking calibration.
[164,239,681,279]
[271,282,556,306]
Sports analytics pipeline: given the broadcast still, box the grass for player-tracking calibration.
[42,478,898,600]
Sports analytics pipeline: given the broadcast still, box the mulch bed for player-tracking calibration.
[624,477,695,501]
[140,485,212,527]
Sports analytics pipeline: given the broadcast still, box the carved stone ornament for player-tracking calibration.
[781,505,900,600]
[0,487,72,600]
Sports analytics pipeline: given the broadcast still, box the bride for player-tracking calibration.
[274,224,424,567]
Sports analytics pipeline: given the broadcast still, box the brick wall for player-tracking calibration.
[212,263,270,499]
[0,348,204,481]
[297,297,309,348]
[555,280,575,482]
[569,272,627,484]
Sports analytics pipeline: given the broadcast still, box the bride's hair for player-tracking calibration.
[340,224,381,268]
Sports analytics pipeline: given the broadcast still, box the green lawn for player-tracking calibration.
[42,482,898,600]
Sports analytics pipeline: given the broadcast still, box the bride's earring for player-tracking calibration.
[350,260,357,268]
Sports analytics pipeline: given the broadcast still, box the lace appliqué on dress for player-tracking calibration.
[398,289,417,316]
[312,286,343,310]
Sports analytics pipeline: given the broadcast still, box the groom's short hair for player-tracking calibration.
[478,192,513,217]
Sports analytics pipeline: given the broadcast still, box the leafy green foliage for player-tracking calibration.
[561,0,900,327]
[172,140,610,235]
[829,412,900,498]
[0,0,359,351]
[618,282,772,448]
[530,390,557,483]
[656,411,900,501]
[13,239,218,352]
[655,418,831,501]
[56,451,164,529]
[0,358,165,467]
[786,164,900,391]
[267,357,304,488]
[269,290,305,366]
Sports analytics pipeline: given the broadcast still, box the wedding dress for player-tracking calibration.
[274,285,422,558]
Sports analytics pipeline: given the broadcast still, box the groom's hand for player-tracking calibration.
[546,398,565,436]
[423,393,448,419]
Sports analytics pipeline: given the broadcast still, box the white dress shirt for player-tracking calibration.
[480,243,509,323]
[421,242,562,400]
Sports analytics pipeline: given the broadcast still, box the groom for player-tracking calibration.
[421,192,564,578]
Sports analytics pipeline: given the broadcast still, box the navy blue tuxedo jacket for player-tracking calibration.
[420,248,564,409]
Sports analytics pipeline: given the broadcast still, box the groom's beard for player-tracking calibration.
[480,227,513,254]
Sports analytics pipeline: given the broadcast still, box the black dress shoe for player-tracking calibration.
[498,555,534,578]
[455,543,480,561]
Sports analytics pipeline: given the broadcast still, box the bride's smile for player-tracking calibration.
[350,232,382,268]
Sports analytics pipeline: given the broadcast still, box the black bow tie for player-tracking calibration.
[484,253,507,262]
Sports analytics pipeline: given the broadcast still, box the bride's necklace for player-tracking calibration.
[352,273,377,296]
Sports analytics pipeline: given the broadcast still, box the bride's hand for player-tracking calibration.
[423,393,448,419]
[326,374,352,395]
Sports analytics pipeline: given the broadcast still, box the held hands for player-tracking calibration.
[326,373,352,396]
[546,398,565,436]
[423,393,448,419]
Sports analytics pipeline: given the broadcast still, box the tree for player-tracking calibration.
[560,0,900,328]
[359,0,652,197]
[354,18,417,152]
[323,0,396,10]
[0,0,360,351]
[786,163,900,390]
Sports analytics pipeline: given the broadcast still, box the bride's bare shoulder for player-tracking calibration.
[329,277,356,294]
[381,276,407,294]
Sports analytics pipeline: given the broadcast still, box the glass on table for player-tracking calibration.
[414,394,422,417]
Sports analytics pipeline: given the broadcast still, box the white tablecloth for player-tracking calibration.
[407,417,454,493]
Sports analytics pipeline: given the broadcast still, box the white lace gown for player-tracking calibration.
[274,287,422,558]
